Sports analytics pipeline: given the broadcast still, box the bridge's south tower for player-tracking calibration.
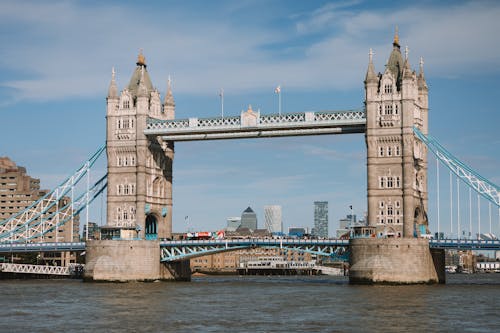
[105,52,175,240]
[365,31,429,238]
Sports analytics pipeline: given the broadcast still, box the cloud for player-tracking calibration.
[1,1,500,104]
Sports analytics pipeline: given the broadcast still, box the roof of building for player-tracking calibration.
[127,51,154,97]
[243,206,255,213]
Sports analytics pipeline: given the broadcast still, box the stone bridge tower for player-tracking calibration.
[365,31,429,238]
[105,52,175,240]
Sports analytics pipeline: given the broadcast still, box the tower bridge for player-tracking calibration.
[1,32,499,283]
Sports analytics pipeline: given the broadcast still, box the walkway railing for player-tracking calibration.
[145,109,366,140]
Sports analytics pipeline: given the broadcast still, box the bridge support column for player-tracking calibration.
[84,240,190,282]
[349,238,445,284]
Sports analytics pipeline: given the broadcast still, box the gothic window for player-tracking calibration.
[379,210,384,216]
[395,104,399,115]
[387,206,393,216]
[395,145,401,156]
[118,184,123,195]
[131,156,136,166]
[131,184,136,194]
[123,100,130,109]
[384,84,392,94]
[117,156,122,166]
[117,119,122,129]
[380,218,385,224]
[395,200,401,208]
[387,218,393,224]
[387,146,392,156]
[124,185,129,195]
[387,177,393,188]
[379,201,384,208]
[385,104,393,115]
[378,105,382,116]
[123,211,128,220]
[396,176,401,188]
[129,118,134,128]
[379,146,384,157]
[117,207,122,220]
[379,177,385,188]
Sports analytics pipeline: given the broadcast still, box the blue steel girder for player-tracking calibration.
[161,244,251,262]
[160,239,350,262]
[414,127,499,207]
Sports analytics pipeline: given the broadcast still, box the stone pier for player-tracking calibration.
[349,238,445,284]
[84,240,190,282]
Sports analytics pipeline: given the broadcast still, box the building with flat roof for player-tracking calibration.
[225,216,241,232]
[0,157,79,265]
[313,201,328,238]
[264,205,282,234]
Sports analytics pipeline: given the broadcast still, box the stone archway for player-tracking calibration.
[145,214,158,240]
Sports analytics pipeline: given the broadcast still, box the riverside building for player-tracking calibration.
[0,157,79,265]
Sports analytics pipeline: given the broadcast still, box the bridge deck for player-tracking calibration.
[145,110,366,141]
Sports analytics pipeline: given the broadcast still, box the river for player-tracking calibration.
[1,274,499,332]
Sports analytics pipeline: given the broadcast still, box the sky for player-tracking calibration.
[1,0,499,237]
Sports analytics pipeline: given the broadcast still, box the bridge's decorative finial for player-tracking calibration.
[369,48,374,63]
[167,75,172,90]
[137,48,146,66]
[405,45,409,60]
[112,66,116,80]
[393,25,400,47]
[419,56,424,74]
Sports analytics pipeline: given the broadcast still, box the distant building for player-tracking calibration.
[288,227,309,238]
[240,207,257,231]
[264,205,282,234]
[0,157,79,265]
[225,216,241,232]
[83,222,101,240]
[313,201,328,238]
[336,214,357,238]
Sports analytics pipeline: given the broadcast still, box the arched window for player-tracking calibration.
[379,146,384,157]
[396,176,401,188]
[387,146,392,156]
[395,145,401,156]
[387,206,393,216]
[379,177,385,188]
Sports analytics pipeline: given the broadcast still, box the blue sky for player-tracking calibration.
[1,0,499,237]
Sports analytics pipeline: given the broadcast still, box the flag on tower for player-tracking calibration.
[275,85,281,94]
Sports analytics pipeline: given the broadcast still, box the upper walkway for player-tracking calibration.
[144,109,366,141]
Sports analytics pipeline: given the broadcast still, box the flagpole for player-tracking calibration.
[275,84,282,116]
[220,88,224,118]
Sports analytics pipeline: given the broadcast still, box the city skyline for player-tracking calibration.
[1,1,499,237]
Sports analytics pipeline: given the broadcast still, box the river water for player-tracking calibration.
[1,274,499,332]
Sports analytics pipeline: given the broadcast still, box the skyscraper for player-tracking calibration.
[313,201,328,238]
[264,205,282,234]
[240,207,257,231]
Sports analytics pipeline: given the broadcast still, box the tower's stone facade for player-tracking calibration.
[365,32,429,238]
[105,53,175,239]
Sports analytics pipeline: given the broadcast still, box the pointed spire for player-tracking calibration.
[393,25,400,48]
[107,67,118,98]
[404,45,409,60]
[365,48,377,83]
[137,65,148,97]
[164,75,175,106]
[418,56,428,90]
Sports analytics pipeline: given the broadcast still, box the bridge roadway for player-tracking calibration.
[0,239,499,255]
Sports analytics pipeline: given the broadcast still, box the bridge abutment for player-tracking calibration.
[84,240,190,282]
[349,238,445,284]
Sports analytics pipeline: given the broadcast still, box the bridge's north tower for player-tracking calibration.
[105,52,175,240]
[365,31,429,238]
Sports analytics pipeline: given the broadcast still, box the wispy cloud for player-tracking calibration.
[1,1,500,103]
